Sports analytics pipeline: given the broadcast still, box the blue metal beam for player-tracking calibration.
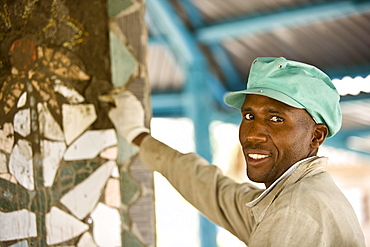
[196,1,370,44]
[177,0,204,28]
[146,0,204,66]
[208,43,243,90]
[151,93,185,117]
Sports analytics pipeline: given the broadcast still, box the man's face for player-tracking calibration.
[239,94,317,188]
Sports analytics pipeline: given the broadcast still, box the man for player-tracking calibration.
[108,57,365,246]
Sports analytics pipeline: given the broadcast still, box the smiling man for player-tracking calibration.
[239,94,323,188]
[108,57,365,246]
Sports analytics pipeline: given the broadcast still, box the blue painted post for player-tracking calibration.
[185,62,218,247]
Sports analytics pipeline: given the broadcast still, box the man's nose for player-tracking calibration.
[242,122,268,143]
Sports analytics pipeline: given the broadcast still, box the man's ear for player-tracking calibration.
[311,124,328,149]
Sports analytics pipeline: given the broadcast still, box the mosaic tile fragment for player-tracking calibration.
[53,78,85,104]
[129,194,156,246]
[64,129,117,161]
[105,177,121,208]
[62,104,97,145]
[121,208,130,226]
[131,222,146,245]
[108,0,133,17]
[117,134,139,164]
[110,31,139,88]
[41,140,66,187]
[0,174,17,187]
[17,92,27,108]
[51,159,101,201]
[100,145,118,160]
[91,203,122,247]
[121,169,141,205]
[38,103,64,141]
[0,122,15,153]
[9,240,28,247]
[0,176,29,211]
[77,232,98,247]
[123,230,145,247]
[60,161,115,219]
[14,109,30,137]
[0,152,7,172]
[46,206,89,245]
[9,139,34,190]
[111,164,119,178]
[0,209,37,241]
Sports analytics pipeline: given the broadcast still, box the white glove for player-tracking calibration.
[107,90,150,144]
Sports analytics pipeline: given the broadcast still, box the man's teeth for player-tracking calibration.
[248,154,269,160]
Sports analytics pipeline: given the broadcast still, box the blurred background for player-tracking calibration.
[144,0,370,246]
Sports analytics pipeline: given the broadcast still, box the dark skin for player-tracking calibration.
[133,94,328,189]
[239,94,328,188]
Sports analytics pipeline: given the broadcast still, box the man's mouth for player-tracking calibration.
[248,153,270,160]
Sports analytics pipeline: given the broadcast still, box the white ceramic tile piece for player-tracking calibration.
[0,122,14,153]
[105,178,121,208]
[38,103,64,141]
[9,240,28,247]
[41,140,66,187]
[64,129,117,161]
[77,232,98,247]
[60,161,115,219]
[111,164,119,178]
[62,104,97,145]
[17,92,27,108]
[14,109,31,137]
[46,207,89,245]
[0,152,7,172]
[100,146,118,160]
[9,139,34,190]
[91,203,122,247]
[53,79,85,104]
[0,209,37,241]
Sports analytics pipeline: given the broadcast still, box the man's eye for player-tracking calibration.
[244,113,254,120]
[270,116,283,122]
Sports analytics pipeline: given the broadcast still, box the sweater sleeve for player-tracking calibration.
[139,135,264,243]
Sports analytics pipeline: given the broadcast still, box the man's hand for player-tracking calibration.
[107,90,150,145]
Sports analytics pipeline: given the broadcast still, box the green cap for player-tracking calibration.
[224,57,342,138]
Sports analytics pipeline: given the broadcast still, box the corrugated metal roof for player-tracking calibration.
[148,44,184,93]
[222,12,370,81]
[148,1,370,90]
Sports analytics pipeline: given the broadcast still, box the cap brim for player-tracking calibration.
[224,88,305,109]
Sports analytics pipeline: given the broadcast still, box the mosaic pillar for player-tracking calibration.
[0,0,155,246]
[108,0,155,246]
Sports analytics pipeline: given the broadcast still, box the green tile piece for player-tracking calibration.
[109,31,138,88]
[0,178,29,211]
[122,230,145,247]
[108,0,133,17]
[60,165,74,177]
[120,208,131,227]
[117,133,139,164]
[75,172,91,184]
[120,169,140,205]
